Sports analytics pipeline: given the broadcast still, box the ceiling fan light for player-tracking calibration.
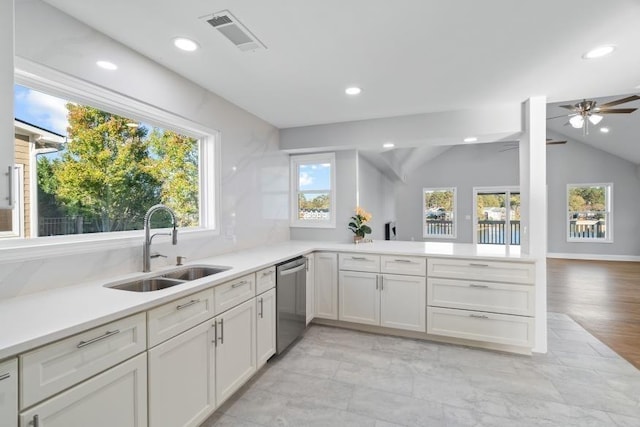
[588,114,603,125]
[569,115,584,128]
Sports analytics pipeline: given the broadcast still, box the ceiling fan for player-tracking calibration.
[499,138,567,152]
[547,95,640,135]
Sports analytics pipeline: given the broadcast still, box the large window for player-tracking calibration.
[423,188,456,238]
[2,66,218,243]
[290,153,336,228]
[474,187,520,246]
[567,183,612,242]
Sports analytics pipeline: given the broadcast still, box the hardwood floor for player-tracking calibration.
[547,258,640,369]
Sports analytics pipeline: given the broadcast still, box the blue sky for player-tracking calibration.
[14,84,70,135]
[299,163,330,191]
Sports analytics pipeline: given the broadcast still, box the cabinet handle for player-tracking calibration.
[5,165,13,207]
[31,414,39,427]
[262,270,274,277]
[351,256,367,260]
[0,372,10,381]
[259,297,264,318]
[77,329,120,348]
[469,284,489,288]
[176,299,200,310]
[380,276,384,291]
[469,314,489,319]
[232,280,248,288]
[218,318,224,344]
[305,258,309,271]
[469,263,489,267]
[212,320,217,345]
[375,275,379,290]
[394,259,413,263]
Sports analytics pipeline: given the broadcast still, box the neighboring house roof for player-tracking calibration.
[14,118,66,151]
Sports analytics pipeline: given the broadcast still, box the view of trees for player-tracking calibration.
[568,186,606,212]
[424,189,454,212]
[37,104,199,234]
[476,193,521,220]
[298,193,330,211]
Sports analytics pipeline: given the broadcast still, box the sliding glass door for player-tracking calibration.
[474,187,520,246]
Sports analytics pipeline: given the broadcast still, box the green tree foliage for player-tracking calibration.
[298,193,330,210]
[568,187,605,212]
[424,190,454,211]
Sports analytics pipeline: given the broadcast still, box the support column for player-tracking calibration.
[520,96,547,353]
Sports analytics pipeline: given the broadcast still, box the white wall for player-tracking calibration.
[0,0,289,299]
[547,140,640,257]
[394,142,519,242]
[357,153,395,240]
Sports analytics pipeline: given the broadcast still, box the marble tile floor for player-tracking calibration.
[201,314,640,427]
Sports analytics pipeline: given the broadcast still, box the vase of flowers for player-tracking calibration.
[348,206,372,243]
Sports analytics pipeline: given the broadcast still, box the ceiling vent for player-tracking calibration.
[203,10,267,52]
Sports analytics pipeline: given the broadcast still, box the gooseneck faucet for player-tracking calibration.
[143,204,178,272]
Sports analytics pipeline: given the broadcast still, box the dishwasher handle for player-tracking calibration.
[279,263,306,276]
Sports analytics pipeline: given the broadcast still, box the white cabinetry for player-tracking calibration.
[338,254,426,332]
[0,358,18,427]
[148,321,215,427]
[0,0,14,209]
[215,298,257,405]
[20,354,147,427]
[256,266,276,295]
[256,288,276,368]
[305,254,315,325]
[214,273,255,314]
[427,258,535,348]
[314,252,338,320]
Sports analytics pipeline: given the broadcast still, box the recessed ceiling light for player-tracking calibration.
[345,87,362,95]
[383,142,395,148]
[600,127,610,133]
[96,60,118,70]
[173,37,199,52]
[582,45,616,59]
[126,122,139,128]
[464,137,477,143]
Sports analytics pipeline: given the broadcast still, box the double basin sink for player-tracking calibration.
[107,265,231,292]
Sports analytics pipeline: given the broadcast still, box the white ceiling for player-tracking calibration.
[42,0,640,163]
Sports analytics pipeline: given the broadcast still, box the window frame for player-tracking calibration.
[0,165,24,239]
[423,187,457,239]
[566,183,613,243]
[290,153,336,228]
[0,58,220,259]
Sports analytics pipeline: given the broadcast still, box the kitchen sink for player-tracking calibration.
[160,265,231,281]
[109,277,186,292]
[106,265,231,292]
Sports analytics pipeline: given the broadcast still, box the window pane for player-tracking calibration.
[14,84,200,238]
[0,209,12,232]
[298,163,331,191]
[567,185,610,240]
[297,192,331,221]
[424,188,455,237]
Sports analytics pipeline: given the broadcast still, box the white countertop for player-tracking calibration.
[0,240,534,360]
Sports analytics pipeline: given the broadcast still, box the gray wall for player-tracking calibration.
[394,143,519,242]
[547,141,640,256]
[358,154,395,240]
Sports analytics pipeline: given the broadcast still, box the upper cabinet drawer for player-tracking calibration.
[427,258,535,284]
[380,255,426,276]
[256,266,276,295]
[20,313,146,409]
[147,288,215,348]
[339,253,380,272]
[214,273,256,315]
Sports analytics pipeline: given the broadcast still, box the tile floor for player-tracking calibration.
[201,314,640,426]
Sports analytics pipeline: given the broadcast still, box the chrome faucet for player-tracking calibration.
[143,204,178,272]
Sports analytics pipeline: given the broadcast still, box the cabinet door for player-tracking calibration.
[0,0,14,209]
[0,358,17,427]
[314,252,338,320]
[20,354,147,427]
[256,288,276,369]
[305,254,315,325]
[380,274,426,332]
[215,298,257,406]
[148,321,216,427]
[339,271,380,326]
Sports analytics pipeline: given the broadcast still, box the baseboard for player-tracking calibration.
[547,252,640,262]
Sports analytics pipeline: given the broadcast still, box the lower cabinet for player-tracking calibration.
[148,321,216,427]
[314,252,338,320]
[0,358,17,427]
[215,298,257,405]
[19,353,147,427]
[305,254,315,325]
[338,272,426,332]
[256,288,276,369]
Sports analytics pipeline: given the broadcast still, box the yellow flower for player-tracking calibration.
[354,206,372,223]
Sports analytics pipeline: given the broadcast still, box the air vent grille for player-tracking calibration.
[202,9,266,52]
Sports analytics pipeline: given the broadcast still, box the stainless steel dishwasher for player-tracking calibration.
[276,256,307,354]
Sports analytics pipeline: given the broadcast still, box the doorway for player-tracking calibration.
[473,187,520,246]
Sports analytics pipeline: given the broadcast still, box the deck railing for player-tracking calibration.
[569,220,606,239]
[424,220,454,236]
[477,220,520,245]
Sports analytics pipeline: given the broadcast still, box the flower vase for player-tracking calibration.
[353,235,364,244]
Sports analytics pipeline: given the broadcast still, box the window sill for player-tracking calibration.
[0,227,218,263]
[567,238,613,244]
[290,222,336,229]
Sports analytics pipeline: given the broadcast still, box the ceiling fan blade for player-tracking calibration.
[547,114,571,120]
[598,108,637,114]
[546,140,567,145]
[597,95,640,109]
[559,104,578,111]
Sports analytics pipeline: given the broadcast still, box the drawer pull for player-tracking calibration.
[176,299,200,310]
[31,414,39,427]
[351,256,367,260]
[259,297,264,318]
[77,329,120,348]
[262,270,274,277]
[393,259,413,263]
[469,263,489,267]
[0,372,10,381]
[232,280,248,288]
[469,314,489,319]
[469,284,489,288]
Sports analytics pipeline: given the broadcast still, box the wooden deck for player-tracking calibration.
[547,258,640,369]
